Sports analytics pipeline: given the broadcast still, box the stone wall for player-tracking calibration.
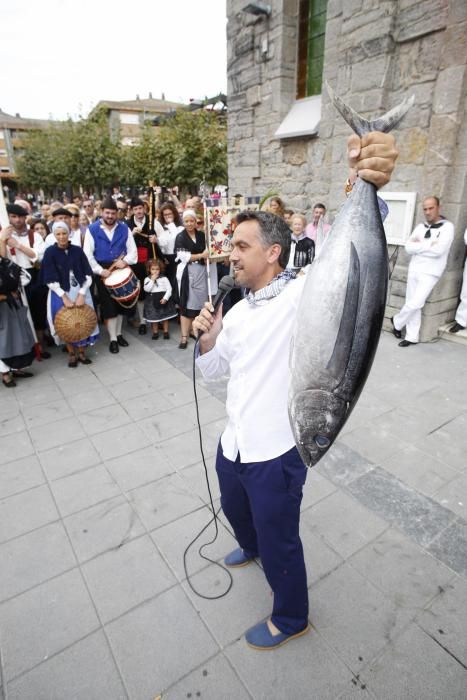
[226,0,467,340]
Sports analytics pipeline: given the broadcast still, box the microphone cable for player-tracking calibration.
[181,337,234,600]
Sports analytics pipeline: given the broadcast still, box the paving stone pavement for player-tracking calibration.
[0,322,466,700]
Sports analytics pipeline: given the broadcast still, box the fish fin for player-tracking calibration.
[326,242,360,382]
[326,82,414,136]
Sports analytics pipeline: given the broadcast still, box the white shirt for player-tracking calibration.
[196,274,306,462]
[143,275,172,300]
[83,223,137,275]
[405,220,454,278]
[7,229,45,268]
[158,223,184,255]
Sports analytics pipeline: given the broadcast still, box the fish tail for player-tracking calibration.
[326,82,414,136]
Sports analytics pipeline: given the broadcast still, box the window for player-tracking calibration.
[297,0,328,99]
[0,149,7,157]
[119,112,140,125]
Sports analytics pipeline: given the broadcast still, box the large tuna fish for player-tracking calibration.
[288,87,413,468]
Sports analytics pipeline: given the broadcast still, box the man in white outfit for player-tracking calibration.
[392,196,454,347]
[449,228,467,334]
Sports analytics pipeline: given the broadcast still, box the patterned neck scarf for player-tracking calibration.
[246,269,297,306]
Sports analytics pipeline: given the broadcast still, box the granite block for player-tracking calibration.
[349,528,455,609]
[68,386,116,414]
[302,490,388,559]
[315,441,374,486]
[129,473,203,530]
[38,437,102,480]
[432,472,467,518]
[0,430,34,465]
[301,469,337,510]
[413,430,467,473]
[0,522,76,602]
[105,444,174,492]
[226,626,352,700]
[347,467,457,547]
[82,534,176,623]
[151,506,236,582]
[78,404,131,437]
[63,496,145,563]
[7,630,127,700]
[178,457,220,504]
[310,564,414,673]
[91,423,151,461]
[163,653,250,700]
[427,518,467,577]
[16,383,63,409]
[182,562,272,646]
[105,587,218,699]
[364,624,467,699]
[0,411,25,436]
[136,405,198,442]
[340,425,411,465]
[50,464,121,517]
[0,455,44,499]
[0,568,99,680]
[417,574,467,667]
[0,484,59,543]
[29,416,86,451]
[380,444,458,498]
[21,399,73,429]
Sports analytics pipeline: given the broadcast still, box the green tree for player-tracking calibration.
[153,110,227,191]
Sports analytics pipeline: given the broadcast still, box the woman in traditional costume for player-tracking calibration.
[41,221,99,367]
[0,254,36,387]
[175,209,214,349]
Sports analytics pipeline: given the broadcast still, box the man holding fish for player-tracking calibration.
[193,97,401,650]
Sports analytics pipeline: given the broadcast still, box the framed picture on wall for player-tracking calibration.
[377,191,417,245]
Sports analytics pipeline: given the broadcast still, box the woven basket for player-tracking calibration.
[54,304,97,343]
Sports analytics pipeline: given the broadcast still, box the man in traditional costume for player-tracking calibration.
[127,197,164,334]
[83,198,137,353]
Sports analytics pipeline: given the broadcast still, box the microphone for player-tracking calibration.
[197,275,235,338]
[211,274,235,312]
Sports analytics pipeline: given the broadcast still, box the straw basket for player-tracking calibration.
[54,304,97,343]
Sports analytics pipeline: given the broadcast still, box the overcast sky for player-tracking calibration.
[0,0,227,120]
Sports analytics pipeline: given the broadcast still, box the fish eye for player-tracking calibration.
[314,435,330,449]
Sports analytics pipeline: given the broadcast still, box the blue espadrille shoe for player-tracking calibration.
[245,620,309,650]
[223,548,255,568]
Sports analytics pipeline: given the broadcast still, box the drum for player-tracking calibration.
[104,267,140,308]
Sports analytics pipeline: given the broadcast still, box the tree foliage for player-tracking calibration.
[17,107,227,195]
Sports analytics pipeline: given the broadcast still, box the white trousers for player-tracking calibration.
[394,270,439,343]
[455,261,467,327]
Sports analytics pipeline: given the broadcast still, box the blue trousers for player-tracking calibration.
[216,443,309,635]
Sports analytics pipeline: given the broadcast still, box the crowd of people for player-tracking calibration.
[0,190,331,386]
[1,186,464,387]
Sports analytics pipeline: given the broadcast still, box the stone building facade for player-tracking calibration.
[226,0,467,340]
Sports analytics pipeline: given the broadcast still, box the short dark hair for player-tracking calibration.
[313,202,326,210]
[236,210,291,269]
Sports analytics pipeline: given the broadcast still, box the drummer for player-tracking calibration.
[41,221,99,367]
[83,198,137,353]
[127,197,164,336]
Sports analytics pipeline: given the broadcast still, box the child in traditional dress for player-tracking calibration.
[143,259,177,340]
